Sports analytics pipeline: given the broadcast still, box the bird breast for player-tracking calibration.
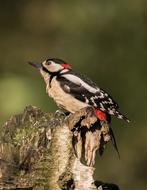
[47,77,88,113]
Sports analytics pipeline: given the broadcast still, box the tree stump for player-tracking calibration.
[0,106,119,190]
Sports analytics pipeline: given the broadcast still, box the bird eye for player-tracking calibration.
[45,61,51,65]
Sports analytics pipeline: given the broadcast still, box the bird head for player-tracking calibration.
[28,58,71,74]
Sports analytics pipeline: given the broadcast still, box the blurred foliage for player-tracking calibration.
[0,0,147,189]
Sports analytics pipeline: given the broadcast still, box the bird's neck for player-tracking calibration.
[40,68,71,88]
[40,69,64,88]
[39,70,50,86]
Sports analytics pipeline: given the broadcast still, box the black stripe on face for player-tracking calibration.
[42,65,51,74]
[42,64,63,87]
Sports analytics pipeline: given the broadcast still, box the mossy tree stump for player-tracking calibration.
[0,106,119,190]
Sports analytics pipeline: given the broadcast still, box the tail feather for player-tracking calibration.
[114,110,130,123]
[110,128,120,158]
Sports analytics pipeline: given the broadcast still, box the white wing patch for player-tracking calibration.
[62,74,100,94]
[60,69,69,74]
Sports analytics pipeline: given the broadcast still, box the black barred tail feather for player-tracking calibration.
[114,110,130,123]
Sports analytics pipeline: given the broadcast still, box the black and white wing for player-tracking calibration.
[57,71,129,122]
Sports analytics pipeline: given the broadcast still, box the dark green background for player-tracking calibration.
[0,1,146,189]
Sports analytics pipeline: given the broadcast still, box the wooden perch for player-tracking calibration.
[0,106,119,190]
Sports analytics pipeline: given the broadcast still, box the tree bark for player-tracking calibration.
[0,106,119,190]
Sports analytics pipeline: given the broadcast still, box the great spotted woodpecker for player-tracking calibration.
[28,58,130,123]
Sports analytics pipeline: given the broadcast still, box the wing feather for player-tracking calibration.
[57,72,118,114]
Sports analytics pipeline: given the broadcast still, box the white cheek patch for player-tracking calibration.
[62,74,99,93]
[48,64,57,72]
[49,62,63,72]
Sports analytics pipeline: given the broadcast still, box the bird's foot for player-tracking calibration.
[55,109,69,118]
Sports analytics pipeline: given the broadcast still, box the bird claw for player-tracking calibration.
[55,109,70,118]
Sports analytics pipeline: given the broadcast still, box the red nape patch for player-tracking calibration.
[61,63,71,69]
[95,109,107,121]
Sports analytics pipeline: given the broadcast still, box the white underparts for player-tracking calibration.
[47,77,88,113]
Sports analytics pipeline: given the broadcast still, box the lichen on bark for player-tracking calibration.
[0,106,119,190]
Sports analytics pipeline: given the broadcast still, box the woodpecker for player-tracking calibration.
[28,58,130,123]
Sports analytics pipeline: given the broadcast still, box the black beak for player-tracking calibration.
[28,61,42,69]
